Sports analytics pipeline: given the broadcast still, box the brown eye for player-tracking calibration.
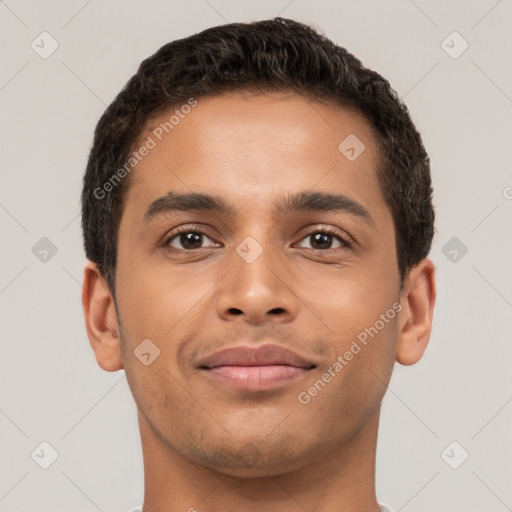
[295,230,350,250]
[165,229,218,251]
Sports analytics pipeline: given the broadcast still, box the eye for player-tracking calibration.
[295,228,351,250]
[162,225,351,252]
[164,227,220,251]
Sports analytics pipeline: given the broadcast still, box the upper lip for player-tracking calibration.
[197,344,317,369]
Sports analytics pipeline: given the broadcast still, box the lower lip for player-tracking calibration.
[201,365,312,391]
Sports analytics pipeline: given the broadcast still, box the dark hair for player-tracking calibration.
[81,17,434,292]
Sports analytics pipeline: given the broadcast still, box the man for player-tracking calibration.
[81,17,436,512]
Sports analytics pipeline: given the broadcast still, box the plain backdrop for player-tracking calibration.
[1,1,511,511]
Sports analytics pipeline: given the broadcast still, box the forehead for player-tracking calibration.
[125,91,384,216]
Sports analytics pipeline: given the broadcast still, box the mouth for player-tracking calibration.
[197,343,317,392]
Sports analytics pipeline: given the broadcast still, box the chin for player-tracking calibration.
[182,435,315,478]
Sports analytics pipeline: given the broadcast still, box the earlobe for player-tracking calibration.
[81,262,124,372]
[396,259,436,366]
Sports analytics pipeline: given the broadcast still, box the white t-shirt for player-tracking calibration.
[130,505,393,511]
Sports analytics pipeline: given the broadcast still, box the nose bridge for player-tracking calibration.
[231,210,281,278]
[216,226,299,323]
[234,232,282,290]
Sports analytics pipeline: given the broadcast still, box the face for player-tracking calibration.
[114,91,401,476]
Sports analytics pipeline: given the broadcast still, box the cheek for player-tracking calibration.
[116,259,200,331]
[115,265,219,382]
[306,269,399,382]
[299,316,398,435]
[308,267,394,329]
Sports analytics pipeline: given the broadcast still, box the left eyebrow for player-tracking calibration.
[275,191,375,227]
[143,190,375,227]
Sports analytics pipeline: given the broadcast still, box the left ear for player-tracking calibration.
[396,258,436,366]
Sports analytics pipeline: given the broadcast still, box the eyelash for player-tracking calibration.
[296,226,352,250]
[163,225,352,252]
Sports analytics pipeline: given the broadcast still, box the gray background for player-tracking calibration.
[1,1,511,511]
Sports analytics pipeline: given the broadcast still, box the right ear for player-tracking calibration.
[81,262,123,372]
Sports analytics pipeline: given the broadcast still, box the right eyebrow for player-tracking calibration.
[143,192,236,223]
[142,190,375,228]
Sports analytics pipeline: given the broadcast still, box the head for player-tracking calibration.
[81,18,435,478]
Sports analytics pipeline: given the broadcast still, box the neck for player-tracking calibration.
[138,407,382,512]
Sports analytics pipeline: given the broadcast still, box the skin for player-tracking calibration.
[82,91,436,512]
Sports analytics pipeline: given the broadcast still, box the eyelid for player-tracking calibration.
[162,223,354,253]
[163,224,218,249]
[293,224,353,249]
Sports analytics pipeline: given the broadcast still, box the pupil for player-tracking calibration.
[181,232,202,249]
[178,232,333,250]
[312,233,331,249]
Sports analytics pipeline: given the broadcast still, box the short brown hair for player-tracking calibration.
[81,17,434,292]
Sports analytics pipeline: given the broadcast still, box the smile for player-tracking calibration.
[201,364,314,391]
[197,343,317,392]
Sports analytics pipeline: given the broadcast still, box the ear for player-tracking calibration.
[81,261,123,372]
[396,258,436,366]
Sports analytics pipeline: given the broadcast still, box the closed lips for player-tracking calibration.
[197,344,317,369]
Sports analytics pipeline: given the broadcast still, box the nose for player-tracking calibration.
[216,240,299,325]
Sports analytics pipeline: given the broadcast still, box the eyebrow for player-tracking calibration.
[143,191,374,226]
